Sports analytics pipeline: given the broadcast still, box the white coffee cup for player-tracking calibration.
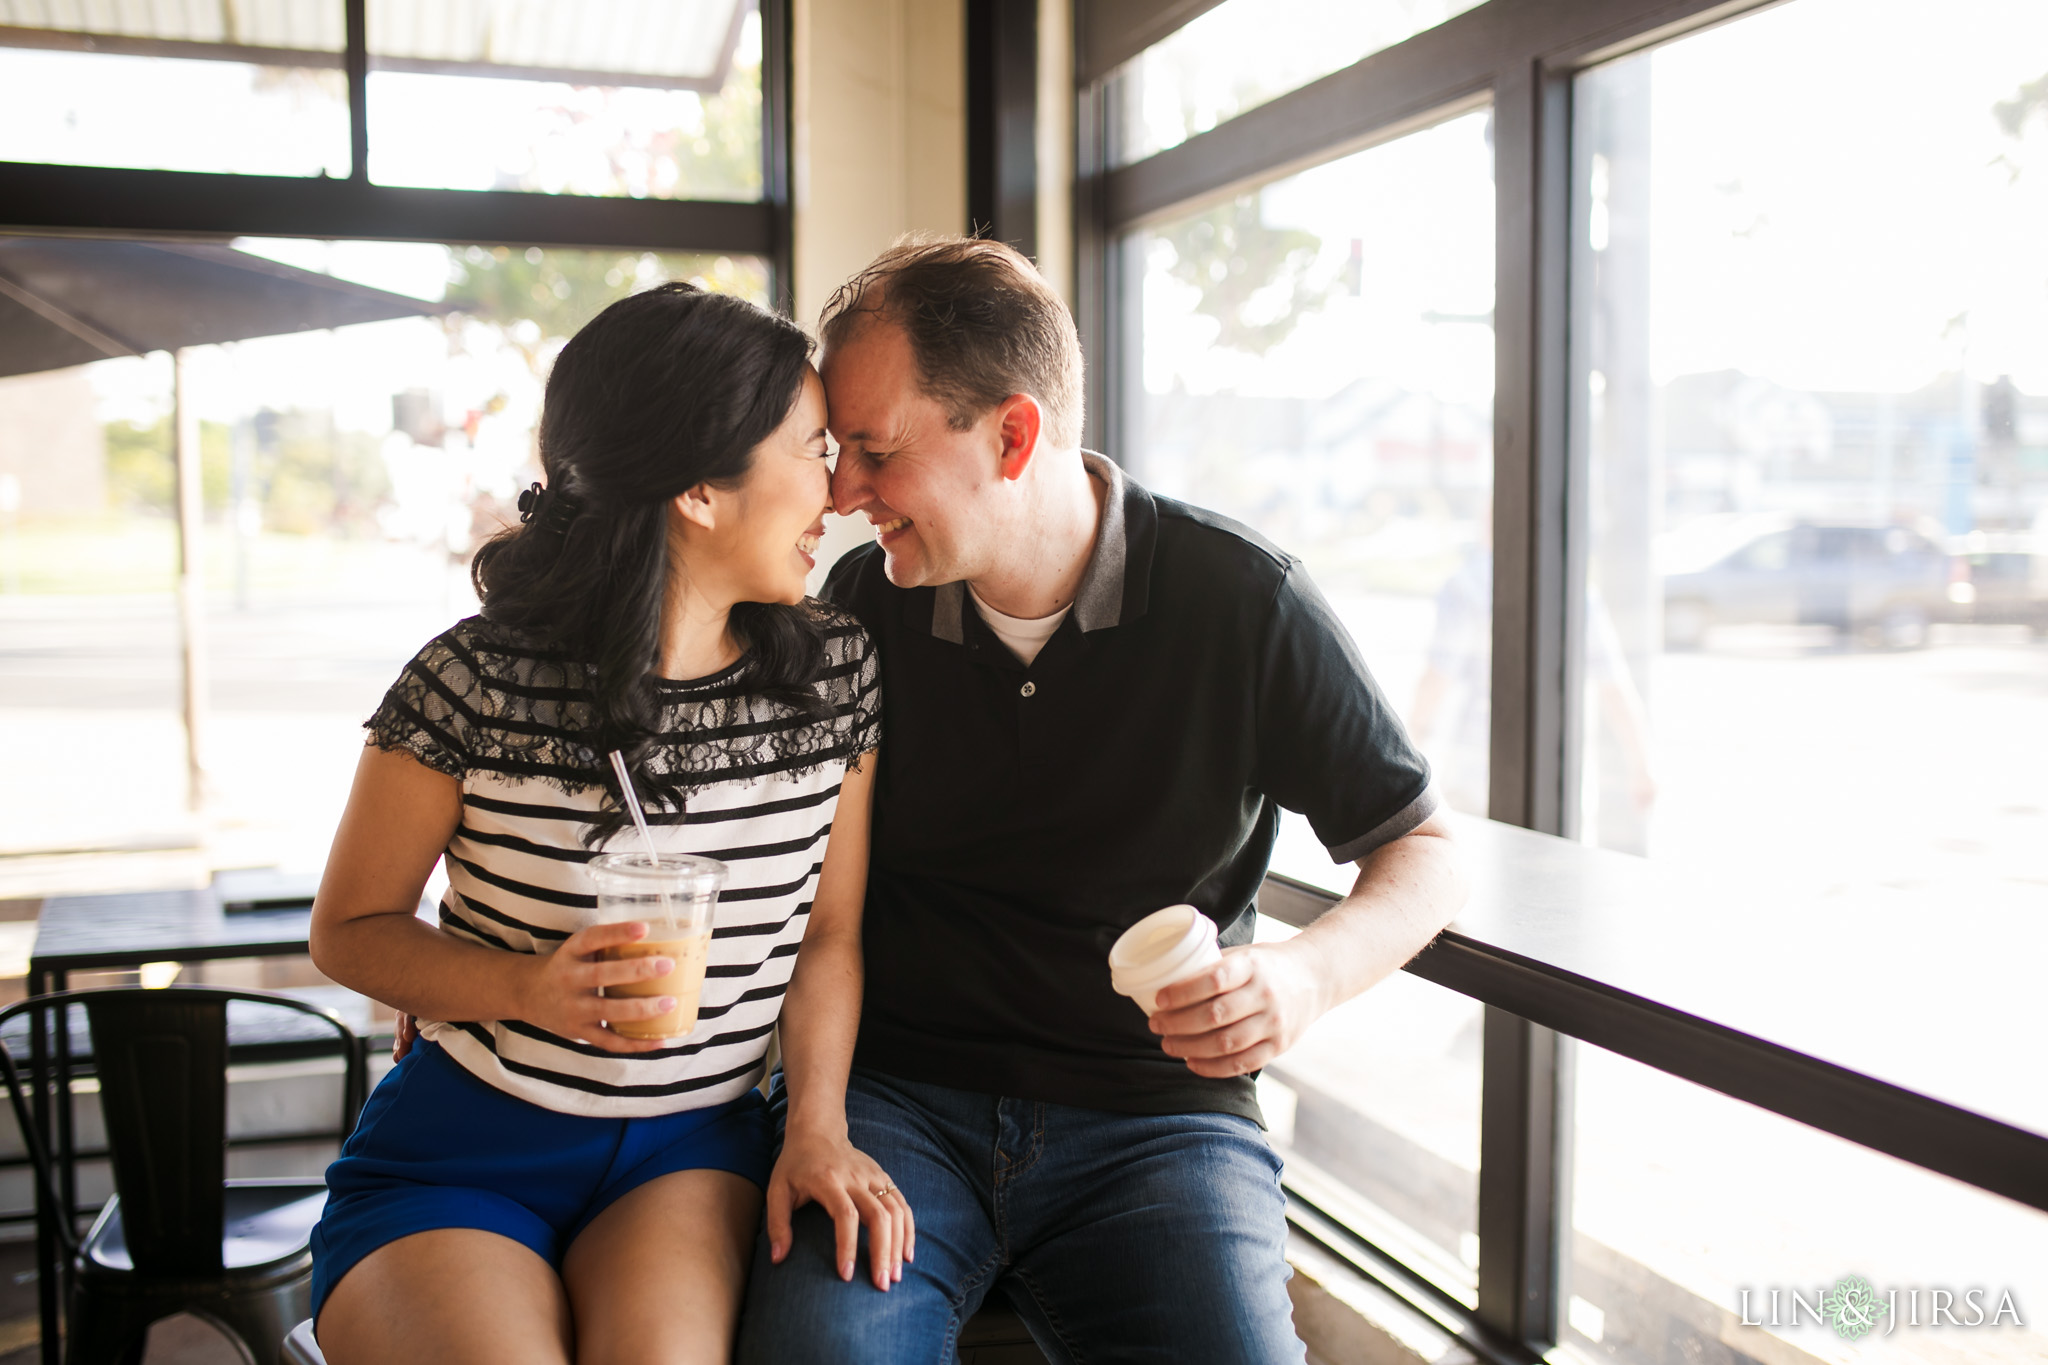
[1109,904,1222,1016]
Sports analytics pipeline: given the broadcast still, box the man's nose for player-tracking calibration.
[829,455,867,518]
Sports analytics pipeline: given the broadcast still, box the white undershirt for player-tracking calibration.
[968,586,1071,666]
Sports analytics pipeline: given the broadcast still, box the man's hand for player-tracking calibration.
[392,1010,418,1062]
[1148,940,1328,1078]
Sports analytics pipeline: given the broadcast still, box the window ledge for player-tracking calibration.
[1288,1230,1481,1365]
[1259,813,2048,1213]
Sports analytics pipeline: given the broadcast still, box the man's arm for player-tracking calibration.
[1148,811,1465,1078]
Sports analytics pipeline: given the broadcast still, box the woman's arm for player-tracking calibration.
[761,753,913,1290]
[311,744,682,1053]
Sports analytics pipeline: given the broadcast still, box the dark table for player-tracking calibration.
[28,884,316,996]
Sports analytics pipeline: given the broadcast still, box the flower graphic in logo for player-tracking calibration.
[1821,1275,1889,1341]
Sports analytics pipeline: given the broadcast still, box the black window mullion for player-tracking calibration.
[1478,50,1577,1353]
[0,163,776,254]
[344,0,368,186]
[760,0,796,309]
[966,0,1041,256]
[1073,76,1116,455]
[1477,1008,1572,1351]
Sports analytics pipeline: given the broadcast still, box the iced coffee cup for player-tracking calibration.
[588,852,726,1040]
[1109,904,1222,1017]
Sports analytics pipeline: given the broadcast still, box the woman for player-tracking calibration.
[307,283,907,1365]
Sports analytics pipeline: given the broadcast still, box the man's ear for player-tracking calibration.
[672,483,719,531]
[994,394,1044,483]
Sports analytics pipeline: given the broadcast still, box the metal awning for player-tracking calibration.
[0,0,749,92]
[0,238,450,379]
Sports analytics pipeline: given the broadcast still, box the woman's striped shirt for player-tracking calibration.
[364,608,880,1117]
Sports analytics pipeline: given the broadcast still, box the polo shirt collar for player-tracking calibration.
[921,451,1156,644]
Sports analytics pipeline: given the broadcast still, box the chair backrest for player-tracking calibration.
[0,986,362,1276]
[84,991,232,1275]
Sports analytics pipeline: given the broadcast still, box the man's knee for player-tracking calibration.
[736,1205,959,1365]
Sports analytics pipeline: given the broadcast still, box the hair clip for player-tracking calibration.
[517,481,581,535]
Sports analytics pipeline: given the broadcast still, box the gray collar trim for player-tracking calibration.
[933,580,967,643]
[1071,452,1127,634]
[928,451,1128,646]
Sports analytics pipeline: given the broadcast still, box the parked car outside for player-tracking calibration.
[1659,517,1950,650]
[1944,530,2048,637]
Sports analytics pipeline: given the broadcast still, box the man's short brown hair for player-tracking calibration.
[819,234,1084,450]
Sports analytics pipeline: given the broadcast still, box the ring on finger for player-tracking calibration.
[872,1182,897,1198]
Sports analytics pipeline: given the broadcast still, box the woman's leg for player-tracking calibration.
[561,1168,763,1365]
[317,1228,573,1365]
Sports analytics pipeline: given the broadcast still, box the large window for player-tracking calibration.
[0,3,351,177]
[1106,0,1485,166]
[367,0,763,199]
[1083,0,2048,1355]
[1563,13,2048,1348]
[1124,109,1496,825]
[0,0,768,203]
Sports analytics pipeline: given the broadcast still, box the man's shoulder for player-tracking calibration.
[1149,493,1297,596]
[821,542,889,616]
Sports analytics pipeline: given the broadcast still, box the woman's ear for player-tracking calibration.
[672,483,719,531]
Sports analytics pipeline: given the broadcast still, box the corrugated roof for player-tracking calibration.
[372,0,741,81]
[0,0,344,50]
[0,0,748,86]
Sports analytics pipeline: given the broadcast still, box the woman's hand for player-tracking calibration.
[514,920,682,1053]
[765,1123,914,1292]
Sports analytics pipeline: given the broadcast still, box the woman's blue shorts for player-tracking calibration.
[309,1038,771,1323]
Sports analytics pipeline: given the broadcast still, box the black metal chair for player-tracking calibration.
[0,987,364,1365]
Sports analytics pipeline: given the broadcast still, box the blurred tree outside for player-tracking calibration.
[1993,71,2047,138]
[1159,195,1333,356]
[106,415,227,513]
[1992,70,2047,180]
[503,22,763,200]
[103,409,389,535]
[442,246,768,368]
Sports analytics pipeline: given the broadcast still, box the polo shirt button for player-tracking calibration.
[1020,681,1037,698]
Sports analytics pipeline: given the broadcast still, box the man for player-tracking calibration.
[736,236,1464,1364]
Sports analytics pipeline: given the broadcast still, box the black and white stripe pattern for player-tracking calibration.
[365,610,879,1117]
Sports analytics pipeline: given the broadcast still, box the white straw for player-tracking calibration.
[609,750,673,920]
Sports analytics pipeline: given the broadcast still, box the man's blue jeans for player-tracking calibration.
[734,1068,1306,1365]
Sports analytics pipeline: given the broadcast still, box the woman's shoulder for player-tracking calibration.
[802,599,877,694]
[805,599,871,661]
[413,615,589,690]
[799,601,879,750]
[389,616,595,745]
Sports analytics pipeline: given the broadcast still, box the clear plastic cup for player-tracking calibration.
[588,852,726,1040]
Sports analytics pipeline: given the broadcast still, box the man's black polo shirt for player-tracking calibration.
[822,454,1435,1122]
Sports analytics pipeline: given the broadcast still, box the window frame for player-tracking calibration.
[0,0,796,302]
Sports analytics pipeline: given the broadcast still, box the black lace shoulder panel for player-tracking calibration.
[365,609,879,795]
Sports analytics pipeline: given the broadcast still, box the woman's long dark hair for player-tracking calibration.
[471,282,829,844]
